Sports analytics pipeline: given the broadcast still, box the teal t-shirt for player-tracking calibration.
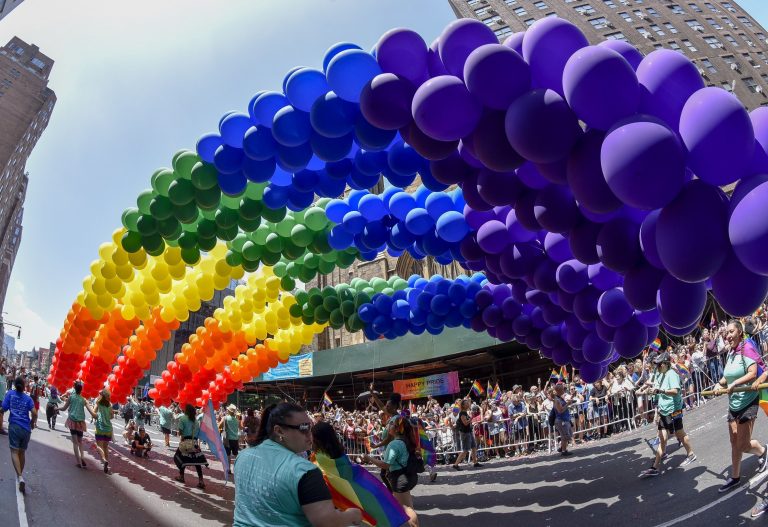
[178,414,198,438]
[95,404,113,434]
[233,439,316,527]
[724,352,759,411]
[158,406,173,428]
[654,369,682,416]
[67,392,86,422]
[383,438,409,472]
[224,414,240,441]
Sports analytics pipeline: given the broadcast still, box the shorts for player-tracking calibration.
[728,397,759,424]
[95,431,113,442]
[594,405,609,418]
[9,423,31,450]
[33,400,40,411]
[555,419,573,441]
[457,431,476,453]
[658,413,684,433]
[224,439,239,457]
[161,426,171,435]
[387,469,418,493]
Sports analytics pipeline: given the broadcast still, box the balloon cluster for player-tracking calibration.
[49,304,104,389]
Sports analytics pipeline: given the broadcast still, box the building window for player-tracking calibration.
[650,24,664,36]
[682,39,697,52]
[605,31,628,41]
[687,2,701,12]
[722,16,735,28]
[761,73,768,84]
[741,33,755,47]
[590,16,609,29]
[619,11,632,22]
[637,27,653,40]
[574,4,595,15]
[668,4,684,15]
[686,19,703,31]
[704,36,723,48]
[669,41,682,52]
[513,6,527,16]
[744,77,759,93]
[757,32,767,43]
[9,68,19,78]
[706,17,722,29]
[483,15,503,26]
[495,26,513,38]
[700,57,717,73]
[30,57,45,69]
[758,51,768,65]
[722,54,736,65]
[722,2,737,13]
[533,1,548,9]
[467,0,481,5]
[664,22,678,34]
[603,0,616,8]
[724,34,737,46]
[474,6,491,17]
[744,53,759,68]
[646,7,659,17]
[504,0,518,4]
[524,18,536,26]
[704,2,718,12]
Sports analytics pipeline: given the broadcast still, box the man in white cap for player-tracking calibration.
[218,404,242,466]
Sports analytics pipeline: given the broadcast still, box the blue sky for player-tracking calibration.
[1,0,768,350]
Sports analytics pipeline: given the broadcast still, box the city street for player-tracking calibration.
[2,395,768,526]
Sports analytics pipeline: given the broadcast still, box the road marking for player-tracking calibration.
[649,488,745,527]
[15,480,28,527]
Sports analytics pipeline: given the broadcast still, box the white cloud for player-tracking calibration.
[4,281,59,350]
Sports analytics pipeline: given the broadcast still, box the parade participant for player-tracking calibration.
[364,415,420,527]
[242,407,260,447]
[219,404,241,465]
[88,389,115,474]
[452,398,481,470]
[233,402,362,527]
[0,362,8,435]
[46,385,61,429]
[1,376,36,493]
[157,403,175,448]
[131,426,153,458]
[58,381,92,469]
[173,404,207,489]
[27,375,43,425]
[552,383,573,457]
[714,320,768,493]
[123,419,137,445]
[639,353,696,478]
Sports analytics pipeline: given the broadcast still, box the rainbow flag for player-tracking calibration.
[549,368,562,382]
[650,338,662,350]
[314,452,409,527]
[471,379,485,396]
[492,383,502,401]
[760,390,768,417]
[486,381,493,398]
[675,363,691,378]
[560,366,569,382]
[418,425,437,467]
[323,392,333,407]
[710,312,717,328]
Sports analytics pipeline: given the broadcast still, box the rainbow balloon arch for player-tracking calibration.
[49,17,768,407]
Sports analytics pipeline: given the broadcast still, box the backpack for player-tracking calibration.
[406,451,426,475]
[123,406,134,420]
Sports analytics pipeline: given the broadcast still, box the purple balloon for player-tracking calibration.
[598,40,643,70]
[623,263,665,311]
[567,130,622,214]
[656,180,729,283]
[544,232,574,263]
[730,179,768,275]
[464,205,495,229]
[541,325,562,348]
[588,263,622,291]
[656,274,707,329]
[636,49,704,131]
[430,152,472,186]
[476,168,523,207]
[522,17,589,96]
[679,87,754,186]
[516,162,550,190]
[582,333,613,364]
[568,219,602,265]
[533,259,559,293]
[663,320,699,337]
[601,117,687,210]
[731,174,768,215]
[639,209,664,270]
[470,110,526,172]
[595,319,616,342]
[359,73,416,131]
[563,46,640,131]
[579,361,603,383]
[464,44,531,110]
[711,250,768,317]
[598,287,633,328]
[500,242,542,279]
[557,259,589,294]
[533,185,580,233]
[505,89,582,164]
[513,190,543,232]
[503,32,525,55]
[400,122,457,161]
[636,308,661,327]
[412,76,482,142]
[551,343,571,366]
[462,174,492,211]
[596,218,641,273]
[476,220,510,254]
[505,209,537,243]
[438,19,498,79]
[573,287,600,323]
[512,314,532,337]
[375,28,428,85]
[613,317,647,359]
[535,158,568,185]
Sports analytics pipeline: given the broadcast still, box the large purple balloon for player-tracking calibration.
[596,218,641,273]
[412,76,482,142]
[516,161,550,190]
[636,308,661,327]
[438,19,498,79]
[601,118,687,210]
[730,179,768,276]
[588,263,622,291]
[567,130,622,214]
[623,263,665,311]
[430,152,473,185]
[573,287,600,323]
[639,209,664,270]
[551,343,572,366]
[563,46,640,131]
[679,87,754,186]
[464,44,531,110]
[400,122,457,161]
[582,333,612,364]
[636,49,704,131]
[579,360,603,383]
[505,209,537,243]
[544,232,574,263]
[568,219,602,265]
[500,242,542,279]
[522,17,589,96]
[656,180,729,283]
[360,74,416,131]
[557,259,589,294]
[514,190,543,232]
[470,110,526,172]
[598,40,643,70]
[711,250,768,316]
[476,220,510,254]
[533,185,580,233]
[476,168,523,207]
[613,317,647,359]
[656,274,707,329]
[376,28,428,85]
[505,89,582,164]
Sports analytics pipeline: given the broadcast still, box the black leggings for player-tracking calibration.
[174,451,203,478]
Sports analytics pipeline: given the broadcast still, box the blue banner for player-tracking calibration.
[262,352,314,381]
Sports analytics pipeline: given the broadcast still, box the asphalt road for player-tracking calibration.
[1,396,766,526]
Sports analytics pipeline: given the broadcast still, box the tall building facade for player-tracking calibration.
[449,0,768,109]
[0,0,24,22]
[0,37,55,313]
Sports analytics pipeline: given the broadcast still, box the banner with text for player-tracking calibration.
[262,353,314,381]
[392,371,460,400]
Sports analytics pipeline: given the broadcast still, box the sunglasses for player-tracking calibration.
[278,422,312,433]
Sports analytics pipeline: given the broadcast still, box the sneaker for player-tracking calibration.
[18,476,25,493]
[452,465,462,471]
[473,462,483,468]
[561,451,573,457]
[758,445,768,474]
[718,477,741,493]
[752,498,768,518]
[639,467,660,478]
[680,454,697,467]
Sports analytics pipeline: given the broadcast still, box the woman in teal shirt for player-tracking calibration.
[233,402,361,527]
[174,404,207,489]
[58,381,92,469]
[714,320,768,493]
[87,389,114,474]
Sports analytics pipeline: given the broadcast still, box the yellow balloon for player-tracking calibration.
[177,309,189,322]
[90,260,103,277]
[120,304,136,321]
[164,247,182,266]
[98,242,115,261]
[168,264,186,280]
[135,304,151,321]
[112,247,129,266]
[116,264,133,281]
[160,306,176,323]
[127,250,147,268]
[101,262,117,279]
[230,266,244,280]
[92,278,107,295]
[105,277,122,295]
[213,274,230,290]
[111,228,126,246]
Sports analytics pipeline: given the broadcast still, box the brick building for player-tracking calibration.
[0,37,56,313]
[449,0,768,109]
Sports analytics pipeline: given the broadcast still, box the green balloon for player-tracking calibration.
[181,246,201,264]
[354,293,371,309]
[178,231,198,249]
[313,305,330,324]
[241,258,260,272]
[275,217,296,238]
[298,266,316,282]
[280,276,296,291]
[289,303,303,318]
[168,179,195,206]
[239,198,263,221]
[190,162,219,190]
[273,261,288,278]
[363,287,375,297]
[261,250,281,266]
[198,235,218,252]
[136,215,158,236]
[304,207,328,231]
[282,240,306,261]
[173,150,199,180]
[301,314,315,326]
[137,190,155,215]
[303,253,319,269]
[322,296,340,311]
[230,233,249,252]
[121,231,143,253]
[244,182,266,200]
[150,169,176,197]
[393,278,408,291]
[347,313,364,332]
[315,198,331,209]
[225,249,243,267]
[337,251,357,267]
[321,286,336,298]
[320,251,337,263]
[215,207,239,229]
[308,293,324,308]
[261,206,287,223]
[381,287,394,297]
[121,208,141,232]
[156,217,182,239]
[242,240,262,261]
[238,216,262,233]
[265,233,282,253]
[149,195,174,221]
[174,201,200,224]
[317,260,335,275]
[197,219,217,239]
[295,291,309,305]
[302,304,315,319]
[220,194,241,209]
[340,300,355,317]
[195,186,221,210]
[141,233,164,255]
[286,262,299,278]
[217,224,239,241]
[329,309,344,328]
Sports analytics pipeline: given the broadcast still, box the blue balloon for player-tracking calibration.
[243,126,277,161]
[291,170,319,193]
[342,210,366,234]
[327,49,383,102]
[388,192,417,220]
[217,171,247,196]
[197,133,223,163]
[326,199,351,223]
[328,225,354,250]
[358,194,388,221]
[276,142,313,172]
[219,113,252,148]
[247,91,267,123]
[354,115,397,150]
[281,66,303,94]
[242,156,276,183]
[392,299,410,319]
[405,208,435,235]
[271,167,293,187]
[374,294,394,313]
[271,106,312,147]
[310,132,353,162]
[316,171,346,198]
[213,145,244,174]
[262,185,289,209]
[436,211,469,242]
[389,223,416,249]
[286,187,314,211]
[310,92,359,139]
[348,167,380,189]
[251,92,289,128]
[430,294,452,316]
[360,221,388,250]
[323,42,363,73]
[358,303,376,323]
[354,150,387,176]
[388,141,423,176]
[385,170,417,188]
[326,159,353,180]
[426,192,455,219]
[285,68,329,112]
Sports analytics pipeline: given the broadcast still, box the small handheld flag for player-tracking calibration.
[492,383,502,401]
[549,368,562,382]
[198,400,230,483]
[560,366,570,382]
[323,392,333,407]
[650,338,662,350]
[471,380,485,397]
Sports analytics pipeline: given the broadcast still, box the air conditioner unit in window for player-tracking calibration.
[607,22,615,28]
[732,80,737,91]
[728,22,735,27]
[695,26,704,32]
[697,68,709,78]
[731,62,740,70]
[757,85,764,93]
[581,11,591,16]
